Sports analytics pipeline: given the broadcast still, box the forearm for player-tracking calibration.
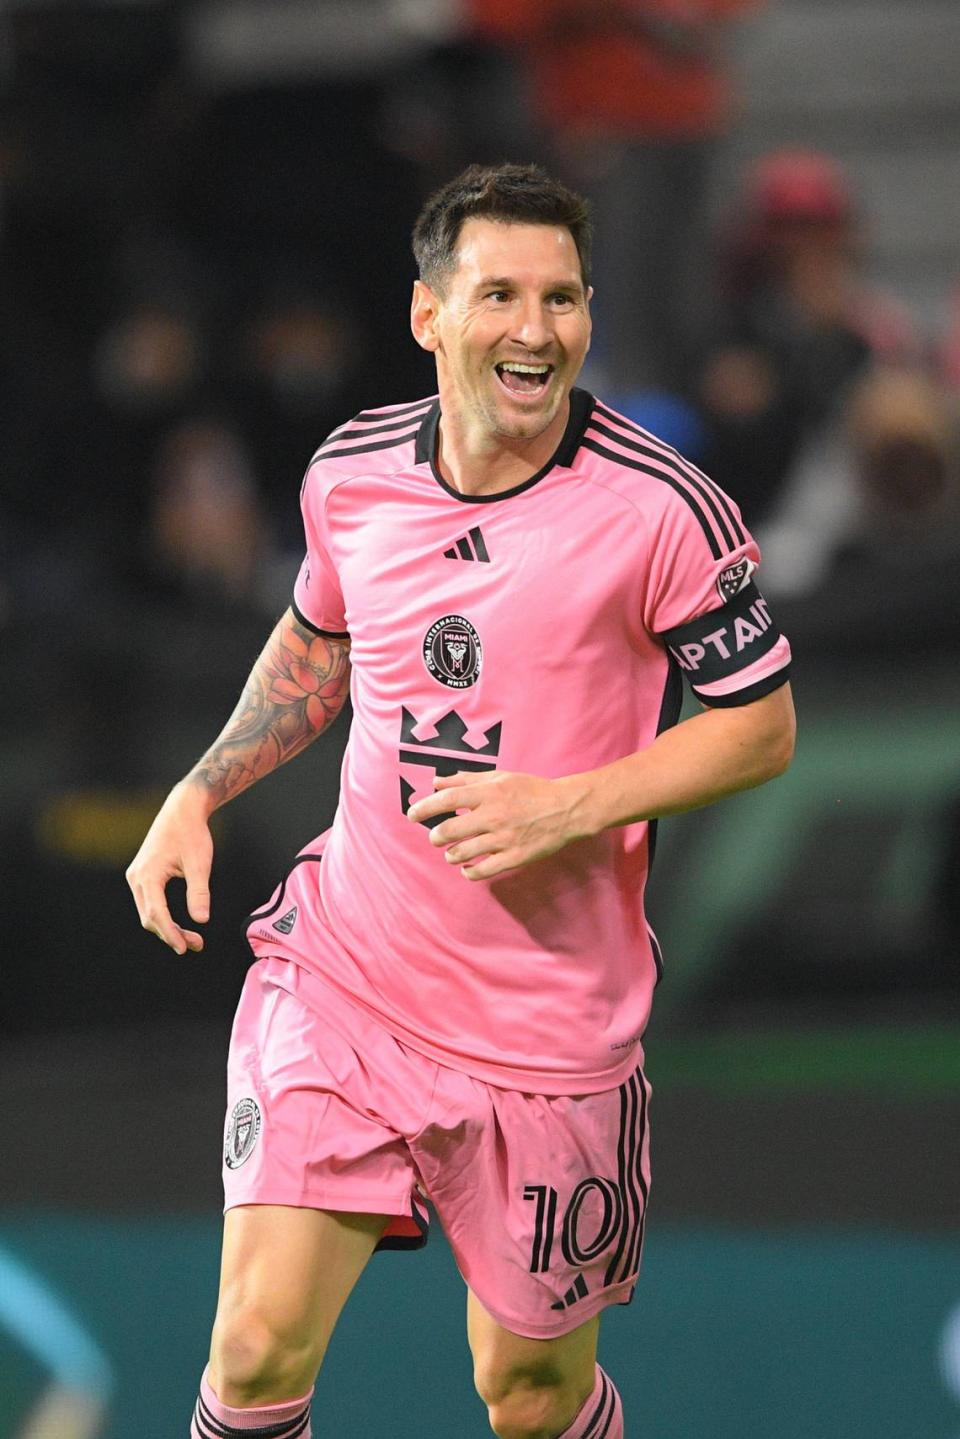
[182,608,351,816]
[572,684,796,836]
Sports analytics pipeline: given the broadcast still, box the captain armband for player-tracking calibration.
[658,582,786,705]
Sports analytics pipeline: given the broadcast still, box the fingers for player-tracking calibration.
[127,860,208,956]
[406,777,487,826]
[432,770,493,791]
[130,879,194,956]
[457,850,523,882]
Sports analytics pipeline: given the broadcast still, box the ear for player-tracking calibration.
[411,279,441,353]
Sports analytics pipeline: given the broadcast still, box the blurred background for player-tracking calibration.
[1,0,959,1434]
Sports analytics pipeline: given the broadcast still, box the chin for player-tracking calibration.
[494,397,560,441]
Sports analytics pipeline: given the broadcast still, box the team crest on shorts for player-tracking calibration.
[224,1097,261,1169]
[423,614,482,689]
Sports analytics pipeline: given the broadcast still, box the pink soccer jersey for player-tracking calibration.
[245,389,791,1094]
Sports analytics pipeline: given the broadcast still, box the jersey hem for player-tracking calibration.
[245,941,646,1098]
[223,1186,413,1219]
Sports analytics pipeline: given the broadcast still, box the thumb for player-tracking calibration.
[184,855,212,924]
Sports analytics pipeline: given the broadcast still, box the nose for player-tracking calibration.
[508,297,553,353]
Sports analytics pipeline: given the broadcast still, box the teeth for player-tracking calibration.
[499,363,550,374]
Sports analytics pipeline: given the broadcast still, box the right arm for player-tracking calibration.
[126,607,351,954]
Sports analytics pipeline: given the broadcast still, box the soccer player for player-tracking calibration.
[127,163,795,1439]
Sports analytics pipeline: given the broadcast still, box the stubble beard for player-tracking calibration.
[479,368,564,445]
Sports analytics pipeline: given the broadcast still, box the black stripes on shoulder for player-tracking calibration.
[311,399,434,463]
[582,436,722,559]
[314,424,424,462]
[585,403,746,560]
[355,397,437,423]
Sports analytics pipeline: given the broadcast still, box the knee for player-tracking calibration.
[475,1359,588,1439]
[209,1302,319,1406]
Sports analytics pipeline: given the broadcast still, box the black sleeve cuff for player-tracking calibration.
[291,598,349,639]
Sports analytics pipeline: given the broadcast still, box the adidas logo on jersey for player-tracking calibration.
[551,1274,589,1311]
[443,526,490,563]
[273,906,298,934]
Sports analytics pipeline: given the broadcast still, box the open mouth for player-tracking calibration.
[494,362,554,398]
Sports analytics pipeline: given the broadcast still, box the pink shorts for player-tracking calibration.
[223,955,652,1339]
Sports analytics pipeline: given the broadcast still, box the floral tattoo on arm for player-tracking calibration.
[188,610,351,808]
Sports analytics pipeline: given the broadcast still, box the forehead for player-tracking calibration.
[451,218,583,288]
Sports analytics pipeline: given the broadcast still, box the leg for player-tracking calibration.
[468,1290,620,1439]
[208,1203,389,1405]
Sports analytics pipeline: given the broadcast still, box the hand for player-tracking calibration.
[125,782,215,954]
[406,770,588,881]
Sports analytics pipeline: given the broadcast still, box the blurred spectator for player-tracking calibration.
[940,278,960,392]
[768,369,960,648]
[228,274,366,539]
[468,0,765,392]
[76,238,215,560]
[146,418,261,605]
[698,148,920,525]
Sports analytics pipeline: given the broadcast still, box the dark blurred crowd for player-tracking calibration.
[3,0,960,1032]
[2,1,959,738]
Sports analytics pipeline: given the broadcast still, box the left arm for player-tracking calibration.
[406,682,795,881]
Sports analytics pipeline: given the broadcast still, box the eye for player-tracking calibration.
[486,290,511,303]
[548,292,576,307]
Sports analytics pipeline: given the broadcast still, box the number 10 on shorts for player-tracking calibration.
[524,1177,627,1275]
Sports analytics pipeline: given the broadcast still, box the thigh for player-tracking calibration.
[467,1287,599,1394]
[211,1203,389,1376]
[414,1067,651,1341]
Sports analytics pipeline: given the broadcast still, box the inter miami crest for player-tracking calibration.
[423,614,482,689]
[224,1097,261,1170]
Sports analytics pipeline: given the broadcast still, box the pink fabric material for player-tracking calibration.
[191,1368,312,1437]
[560,1366,624,1438]
[224,957,652,1339]
[253,390,792,1095]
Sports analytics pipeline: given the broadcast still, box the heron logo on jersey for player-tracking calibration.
[423,614,482,689]
[224,1097,261,1170]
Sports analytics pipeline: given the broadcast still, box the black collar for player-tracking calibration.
[414,387,595,504]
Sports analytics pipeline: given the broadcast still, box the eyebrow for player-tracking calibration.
[474,275,584,294]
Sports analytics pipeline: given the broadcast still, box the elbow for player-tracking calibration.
[766,731,795,780]
[764,710,797,780]
[757,679,797,781]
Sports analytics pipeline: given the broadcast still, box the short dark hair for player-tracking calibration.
[412,162,592,293]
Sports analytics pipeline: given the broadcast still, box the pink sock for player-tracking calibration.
[557,1364,623,1438]
[190,1367,313,1437]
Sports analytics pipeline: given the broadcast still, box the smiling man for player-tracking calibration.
[128,163,795,1439]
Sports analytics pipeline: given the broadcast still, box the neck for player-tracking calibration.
[435,396,572,497]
